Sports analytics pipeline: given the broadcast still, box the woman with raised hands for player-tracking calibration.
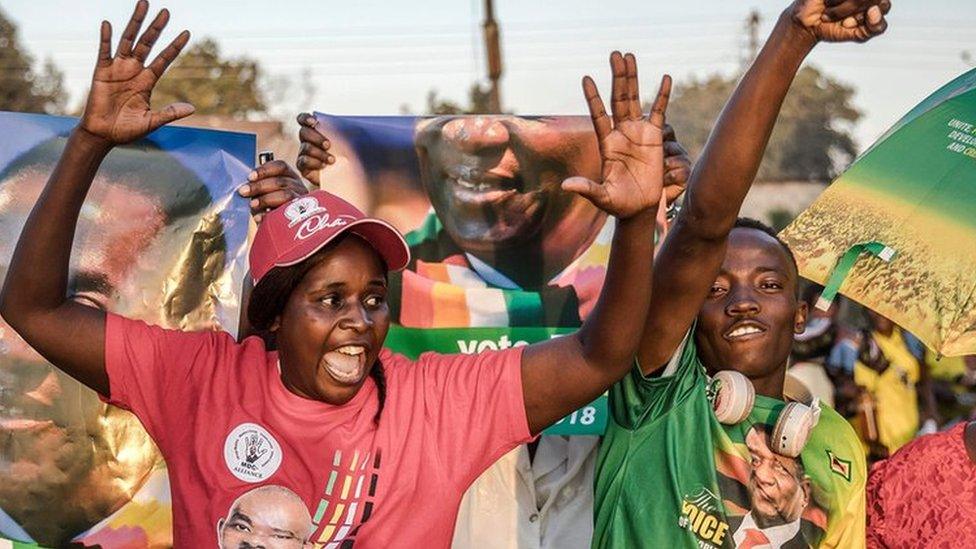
[0,2,671,546]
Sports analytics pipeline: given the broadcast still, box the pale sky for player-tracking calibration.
[4,0,975,151]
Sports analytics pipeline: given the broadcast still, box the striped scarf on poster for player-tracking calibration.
[391,213,613,329]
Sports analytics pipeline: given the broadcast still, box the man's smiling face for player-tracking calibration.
[695,227,807,384]
[217,485,313,549]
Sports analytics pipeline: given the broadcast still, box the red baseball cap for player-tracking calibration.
[249,190,410,284]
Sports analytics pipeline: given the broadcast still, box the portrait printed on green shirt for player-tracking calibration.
[681,422,828,549]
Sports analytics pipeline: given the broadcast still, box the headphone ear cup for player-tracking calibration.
[711,370,755,425]
[771,399,821,458]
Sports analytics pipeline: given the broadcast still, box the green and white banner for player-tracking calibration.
[387,326,608,435]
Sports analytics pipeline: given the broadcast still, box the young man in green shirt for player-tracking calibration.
[594,1,891,547]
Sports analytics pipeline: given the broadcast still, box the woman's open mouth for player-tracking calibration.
[321,345,368,385]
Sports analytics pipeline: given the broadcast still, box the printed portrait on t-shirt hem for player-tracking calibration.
[216,485,314,549]
[724,424,827,548]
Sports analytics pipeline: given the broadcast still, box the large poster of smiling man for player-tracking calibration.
[312,113,629,436]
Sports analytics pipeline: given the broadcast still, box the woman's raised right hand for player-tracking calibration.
[80,0,194,145]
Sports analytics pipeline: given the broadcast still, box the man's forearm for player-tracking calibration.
[683,11,816,240]
[635,11,818,371]
[577,209,656,375]
[0,128,112,321]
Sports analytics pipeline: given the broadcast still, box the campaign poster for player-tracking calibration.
[315,113,616,436]
[0,111,254,548]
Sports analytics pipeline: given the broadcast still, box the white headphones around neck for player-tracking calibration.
[707,370,822,458]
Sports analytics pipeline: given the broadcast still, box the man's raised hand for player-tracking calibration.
[81,1,193,145]
[562,52,670,220]
[662,124,691,206]
[793,0,890,43]
[296,113,336,187]
[238,160,309,224]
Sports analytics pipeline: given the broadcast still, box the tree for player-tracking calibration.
[0,7,67,114]
[665,65,860,182]
[152,38,266,118]
[422,83,496,115]
[33,60,68,113]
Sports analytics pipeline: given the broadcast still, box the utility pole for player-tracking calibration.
[741,9,761,70]
[483,0,503,113]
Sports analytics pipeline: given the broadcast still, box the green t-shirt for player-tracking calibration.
[593,336,866,549]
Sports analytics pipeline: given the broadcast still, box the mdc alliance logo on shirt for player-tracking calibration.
[223,422,283,483]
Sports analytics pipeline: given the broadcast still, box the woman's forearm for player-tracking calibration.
[576,208,656,375]
[521,207,657,434]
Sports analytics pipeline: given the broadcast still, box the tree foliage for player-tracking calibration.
[665,65,860,182]
[424,83,495,115]
[0,7,67,114]
[152,38,266,118]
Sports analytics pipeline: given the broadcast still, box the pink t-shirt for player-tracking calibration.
[103,313,531,548]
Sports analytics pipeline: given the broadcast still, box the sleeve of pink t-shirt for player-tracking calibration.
[102,312,238,450]
[417,347,533,487]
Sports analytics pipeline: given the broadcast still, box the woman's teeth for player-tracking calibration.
[336,345,365,356]
[323,346,367,383]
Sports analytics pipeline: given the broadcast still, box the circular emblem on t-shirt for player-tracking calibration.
[223,422,283,483]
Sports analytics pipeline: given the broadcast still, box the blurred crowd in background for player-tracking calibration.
[792,283,976,464]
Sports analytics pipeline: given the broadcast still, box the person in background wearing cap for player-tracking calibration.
[0,2,670,547]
